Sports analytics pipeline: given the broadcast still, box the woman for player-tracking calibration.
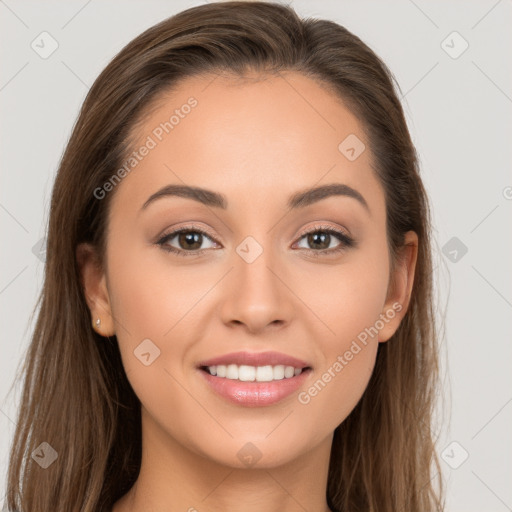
[6,2,444,511]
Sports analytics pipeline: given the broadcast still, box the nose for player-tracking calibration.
[219,244,295,335]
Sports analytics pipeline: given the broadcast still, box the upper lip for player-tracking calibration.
[197,351,311,369]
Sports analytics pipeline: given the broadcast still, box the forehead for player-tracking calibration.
[109,70,384,219]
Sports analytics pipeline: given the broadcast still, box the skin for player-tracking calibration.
[77,71,417,512]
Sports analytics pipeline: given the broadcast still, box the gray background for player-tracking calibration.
[1,1,511,510]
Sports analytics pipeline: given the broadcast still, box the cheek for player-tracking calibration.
[296,243,390,346]
[297,340,378,436]
[291,245,388,425]
[295,268,385,428]
[107,239,208,339]
[105,241,195,387]
[105,244,200,425]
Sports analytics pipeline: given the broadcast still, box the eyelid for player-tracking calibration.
[295,222,351,240]
[292,222,355,256]
[154,223,220,257]
[157,223,219,243]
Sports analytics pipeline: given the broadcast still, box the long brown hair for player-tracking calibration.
[5,2,445,510]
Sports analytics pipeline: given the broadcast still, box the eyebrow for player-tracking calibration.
[141,183,370,215]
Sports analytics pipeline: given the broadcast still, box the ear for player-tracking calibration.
[76,243,115,336]
[378,231,418,343]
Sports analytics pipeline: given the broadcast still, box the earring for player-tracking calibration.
[95,318,101,328]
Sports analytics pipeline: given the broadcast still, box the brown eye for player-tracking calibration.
[157,227,219,256]
[177,231,203,250]
[305,231,332,250]
[295,226,355,256]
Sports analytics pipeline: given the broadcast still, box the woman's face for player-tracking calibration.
[82,71,417,468]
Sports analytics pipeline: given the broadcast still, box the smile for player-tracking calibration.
[198,365,312,407]
[202,364,306,381]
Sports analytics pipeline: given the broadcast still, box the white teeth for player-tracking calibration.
[238,365,255,381]
[205,364,304,381]
[226,364,238,379]
[256,365,273,382]
[284,366,295,378]
[273,365,285,380]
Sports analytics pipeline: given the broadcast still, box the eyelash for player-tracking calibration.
[156,223,355,258]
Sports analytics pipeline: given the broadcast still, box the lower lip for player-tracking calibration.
[198,368,312,407]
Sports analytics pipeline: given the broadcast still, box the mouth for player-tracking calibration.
[196,351,313,406]
[199,364,312,382]
[196,352,312,407]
